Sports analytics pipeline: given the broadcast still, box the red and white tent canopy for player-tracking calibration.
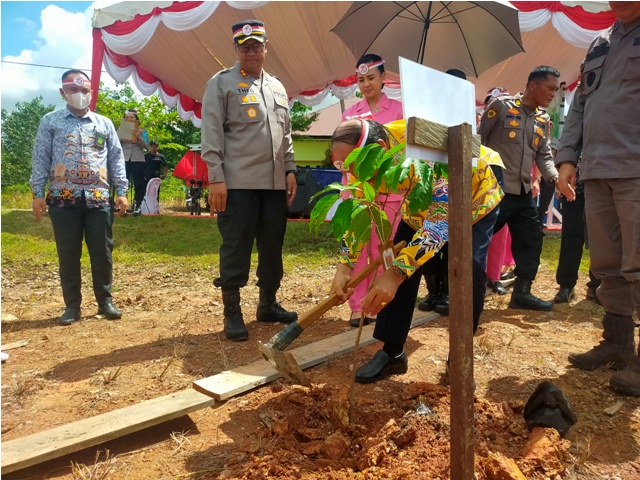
[91,1,617,127]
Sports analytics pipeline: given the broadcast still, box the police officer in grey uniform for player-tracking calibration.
[201,19,298,342]
[556,1,640,397]
[479,66,560,311]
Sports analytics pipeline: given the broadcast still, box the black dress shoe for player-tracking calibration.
[492,281,507,295]
[554,287,575,304]
[98,301,122,320]
[355,350,408,384]
[500,271,516,281]
[59,308,81,326]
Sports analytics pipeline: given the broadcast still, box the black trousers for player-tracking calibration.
[537,179,556,227]
[373,205,499,346]
[48,200,114,309]
[556,192,600,291]
[125,161,146,208]
[492,191,543,282]
[214,189,288,293]
[422,244,448,279]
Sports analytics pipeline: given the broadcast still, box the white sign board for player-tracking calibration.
[400,57,477,164]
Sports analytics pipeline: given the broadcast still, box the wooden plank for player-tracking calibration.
[1,340,29,351]
[447,123,475,480]
[194,311,440,401]
[406,117,481,157]
[1,389,215,474]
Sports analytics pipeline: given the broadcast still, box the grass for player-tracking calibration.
[2,185,580,281]
[1,203,339,277]
[70,450,117,480]
[541,230,591,275]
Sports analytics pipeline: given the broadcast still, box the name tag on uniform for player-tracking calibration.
[586,42,610,61]
[272,88,289,108]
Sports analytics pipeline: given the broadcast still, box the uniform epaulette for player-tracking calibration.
[219,68,233,75]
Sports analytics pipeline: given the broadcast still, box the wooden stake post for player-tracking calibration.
[407,117,476,480]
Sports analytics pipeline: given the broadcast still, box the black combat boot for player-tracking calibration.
[434,271,449,315]
[610,354,640,397]
[569,313,635,371]
[256,289,297,324]
[508,278,553,311]
[418,274,440,311]
[222,289,248,342]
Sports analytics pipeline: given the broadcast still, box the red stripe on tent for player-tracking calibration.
[103,1,205,35]
[510,2,617,30]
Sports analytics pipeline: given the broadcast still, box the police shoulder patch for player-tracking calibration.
[487,108,497,118]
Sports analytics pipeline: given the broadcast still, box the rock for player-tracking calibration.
[379,418,401,439]
[300,440,322,456]
[271,419,289,436]
[329,385,350,431]
[522,427,559,459]
[321,432,349,460]
[603,401,623,416]
[392,423,417,447]
[1,313,18,324]
[482,451,527,480]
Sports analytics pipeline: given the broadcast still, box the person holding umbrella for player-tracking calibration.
[339,54,404,327]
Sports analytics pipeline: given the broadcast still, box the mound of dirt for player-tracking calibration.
[219,383,571,480]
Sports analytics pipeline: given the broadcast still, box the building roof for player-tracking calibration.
[297,96,360,138]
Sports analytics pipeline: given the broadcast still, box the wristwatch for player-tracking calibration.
[549,175,559,185]
[286,169,298,179]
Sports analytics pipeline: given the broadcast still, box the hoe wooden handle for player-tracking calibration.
[297,240,407,329]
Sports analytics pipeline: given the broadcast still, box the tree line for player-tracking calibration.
[1,82,317,188]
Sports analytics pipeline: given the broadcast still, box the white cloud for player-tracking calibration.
[1,3,121,111]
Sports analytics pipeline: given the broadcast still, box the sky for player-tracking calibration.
[1,1,120,111]
[0,1,339,114]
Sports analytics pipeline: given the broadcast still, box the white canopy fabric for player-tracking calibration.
[91,1,617,127]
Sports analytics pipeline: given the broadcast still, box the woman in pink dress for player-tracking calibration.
[338,54,403,326]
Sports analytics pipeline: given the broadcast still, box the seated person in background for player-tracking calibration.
[330,118,504,383]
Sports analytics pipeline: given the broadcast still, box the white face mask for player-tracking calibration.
[66,92,91,110]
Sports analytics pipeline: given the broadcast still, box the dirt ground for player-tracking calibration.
[2,240,640,479]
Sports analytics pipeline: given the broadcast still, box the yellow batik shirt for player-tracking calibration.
[339,120,504,278]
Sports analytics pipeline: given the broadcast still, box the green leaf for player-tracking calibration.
[374,156,393,192]
[433,162,449,180]
[406,181,432,214]
[309,194,339,233]
[361,181,376,203]
[371,208,392,244]
[350,205,372,249]
[414,159,434,186]
[343,145,365,170]
[331,198,354,240]
[311,182,349,200]
[355,144,384,181]
[386,142,405,158]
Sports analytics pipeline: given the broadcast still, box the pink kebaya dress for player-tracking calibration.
[340,94,404,316]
